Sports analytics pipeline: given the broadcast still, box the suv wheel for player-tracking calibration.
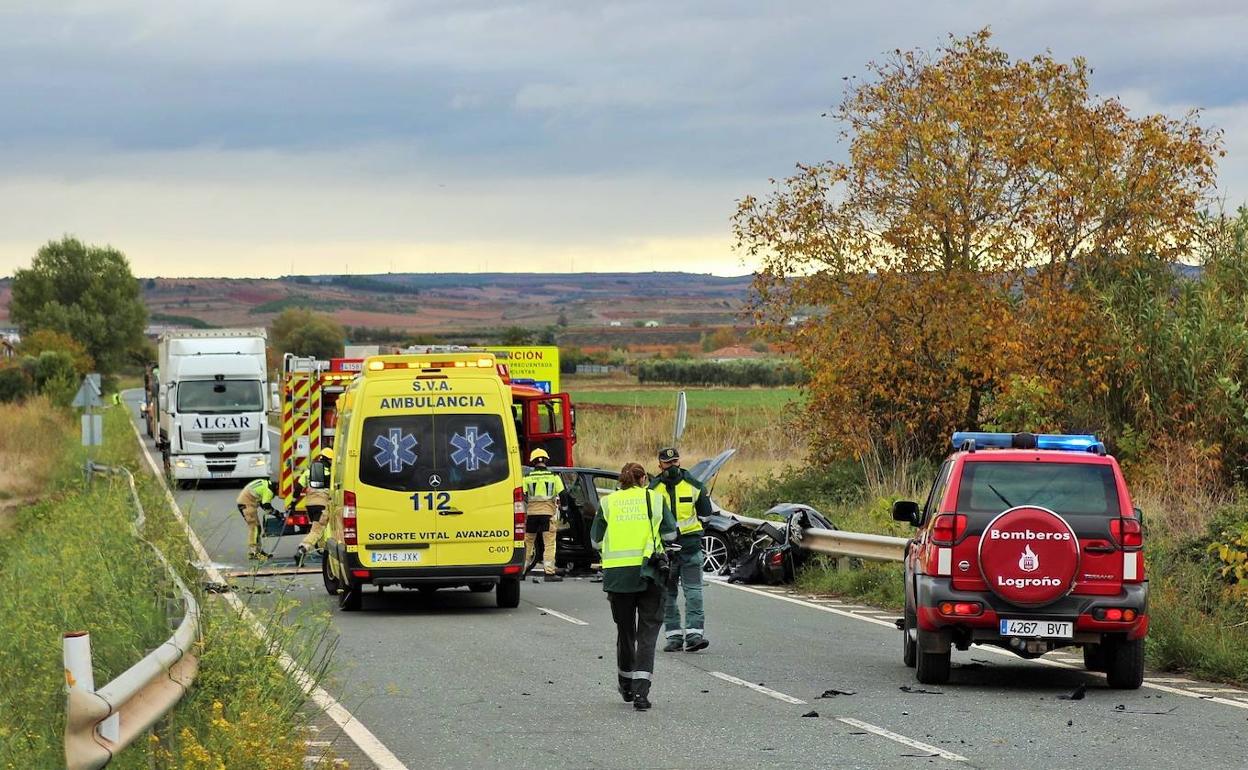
[1105,637,1144,689]
[915,628,951,685]
[1082,643,1107,672]
[902,605,917,668]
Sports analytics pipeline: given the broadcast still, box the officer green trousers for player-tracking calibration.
[610,581,664,697]
[664,544,705,640]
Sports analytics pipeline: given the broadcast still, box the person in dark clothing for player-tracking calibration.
[590,462,677,710]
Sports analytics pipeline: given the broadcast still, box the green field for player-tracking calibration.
[568,387,801,410]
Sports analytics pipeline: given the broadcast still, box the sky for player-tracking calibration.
[2,1,1247,279]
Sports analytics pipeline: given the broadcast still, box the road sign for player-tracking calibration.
[81,414,102,446]
[485,346,561,394]
[72,376,102,408]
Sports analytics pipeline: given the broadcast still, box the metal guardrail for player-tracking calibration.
[63,463,201,770]
[726,513,908,562]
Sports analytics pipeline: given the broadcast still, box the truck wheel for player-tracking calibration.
[1083,643,1107,672]
[915,629,951,685]
[497,577,521,608]
[339,581,362,611]
[902,606,917,668]
[1105,638,1144,689]
[321,552,340,596]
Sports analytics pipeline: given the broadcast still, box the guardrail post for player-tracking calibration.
[64,631,113,770]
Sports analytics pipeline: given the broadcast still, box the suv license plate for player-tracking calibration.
[1000,619,1073,638]
[371,551,421,564]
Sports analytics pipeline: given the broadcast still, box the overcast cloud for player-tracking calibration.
[2,0,1246,277]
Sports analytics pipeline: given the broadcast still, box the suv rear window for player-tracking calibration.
[956,461,1120,517]
[360,414,509,492]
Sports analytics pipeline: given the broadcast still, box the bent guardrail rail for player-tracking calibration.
[64,463,200,770]
[726,512,908,562]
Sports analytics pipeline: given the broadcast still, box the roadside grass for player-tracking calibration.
[568,386,801,410]
[0,404,334,768]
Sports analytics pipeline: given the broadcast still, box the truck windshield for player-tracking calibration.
[956,461,1120,517]
[177,380,264,414]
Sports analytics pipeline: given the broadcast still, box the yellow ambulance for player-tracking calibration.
[321,353,527,611]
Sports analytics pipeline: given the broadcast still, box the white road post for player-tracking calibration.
[62,631,121,744]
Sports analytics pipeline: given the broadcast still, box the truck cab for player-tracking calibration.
[157,329,274,485]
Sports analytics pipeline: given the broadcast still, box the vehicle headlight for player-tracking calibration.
[174,459,191,469]
[252,456,268,467]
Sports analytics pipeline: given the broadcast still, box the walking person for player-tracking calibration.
[236,477,279,561]
[650,447,713,652]
[293,448,334,567]
[591,462,677,710]
[523,449,565,582]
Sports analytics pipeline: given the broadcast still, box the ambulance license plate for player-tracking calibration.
[999,619,1073,638]
[371,551,421,564]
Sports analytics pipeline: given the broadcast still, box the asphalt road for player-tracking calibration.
[127,394,1248,769]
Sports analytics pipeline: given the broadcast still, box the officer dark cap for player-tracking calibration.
[657,447,680,462]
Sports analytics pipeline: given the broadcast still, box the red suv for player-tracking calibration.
[895,432,1147,688]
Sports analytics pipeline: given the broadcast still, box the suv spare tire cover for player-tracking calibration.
[978,506,1079,607]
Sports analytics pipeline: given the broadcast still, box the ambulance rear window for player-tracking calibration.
[956,461,1119,517]
[359,414,509,492]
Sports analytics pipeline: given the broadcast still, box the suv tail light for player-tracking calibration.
[931,513,966,546]
[1110,517,1143,550]
[343,489,357,546]
[514,486,526,542]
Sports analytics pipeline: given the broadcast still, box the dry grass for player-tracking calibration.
[0,397,73,536]
[574,399,805,511]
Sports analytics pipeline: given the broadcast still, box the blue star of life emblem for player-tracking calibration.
[450,426,495,472]
[373,428,418,473]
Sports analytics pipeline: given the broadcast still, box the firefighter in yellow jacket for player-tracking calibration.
[523,449,565,582]
[236,477,278,561]
[294,448,334,567]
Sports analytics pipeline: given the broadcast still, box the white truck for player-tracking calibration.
[156,329,274,485]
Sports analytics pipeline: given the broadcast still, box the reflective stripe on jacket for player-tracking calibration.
[599,487,664,569]
[523,469,565,517]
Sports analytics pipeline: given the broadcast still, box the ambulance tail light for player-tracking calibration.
[514,486,526,541]
[343,490,358,546]
[1110,517,1143,550]
[931,513,966,546]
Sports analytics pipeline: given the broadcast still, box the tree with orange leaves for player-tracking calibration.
[735,29,1222,460]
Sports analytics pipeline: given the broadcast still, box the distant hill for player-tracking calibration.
[90,272,756,335]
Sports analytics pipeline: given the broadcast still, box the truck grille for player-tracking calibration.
[201,432,242,443]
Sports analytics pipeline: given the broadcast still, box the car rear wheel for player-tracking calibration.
[915,629,951,685]
[497,577,521,608]
[902,606,917,668]
[1105,637,1144,689]
[1083,643,1107,672]
[321,553,341,596]
[701,532,732,575]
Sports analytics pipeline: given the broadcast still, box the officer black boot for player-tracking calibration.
[617,678,634,703]
[632,690,651,710]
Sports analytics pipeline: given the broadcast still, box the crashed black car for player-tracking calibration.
[530,449,749,575]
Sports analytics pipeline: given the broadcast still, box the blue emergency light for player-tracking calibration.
[952,431,1105,454]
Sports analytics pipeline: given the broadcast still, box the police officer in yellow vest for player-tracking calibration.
[650,447,713,652]
[236,477,278,561]
[294,448,334,567]
[591,462,677,710]
[523,449,565,582]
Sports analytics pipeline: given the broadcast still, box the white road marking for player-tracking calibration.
[837,717,968,763]
[707,581,897,629]
[536,607,589,626]
[1146,677,1195,683]
[1187,687,1245,694]
[709,566,1248,713]
[129,415,410,770]
[710,671,807,705]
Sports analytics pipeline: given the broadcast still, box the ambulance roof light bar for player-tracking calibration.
[951,431,1105,455]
